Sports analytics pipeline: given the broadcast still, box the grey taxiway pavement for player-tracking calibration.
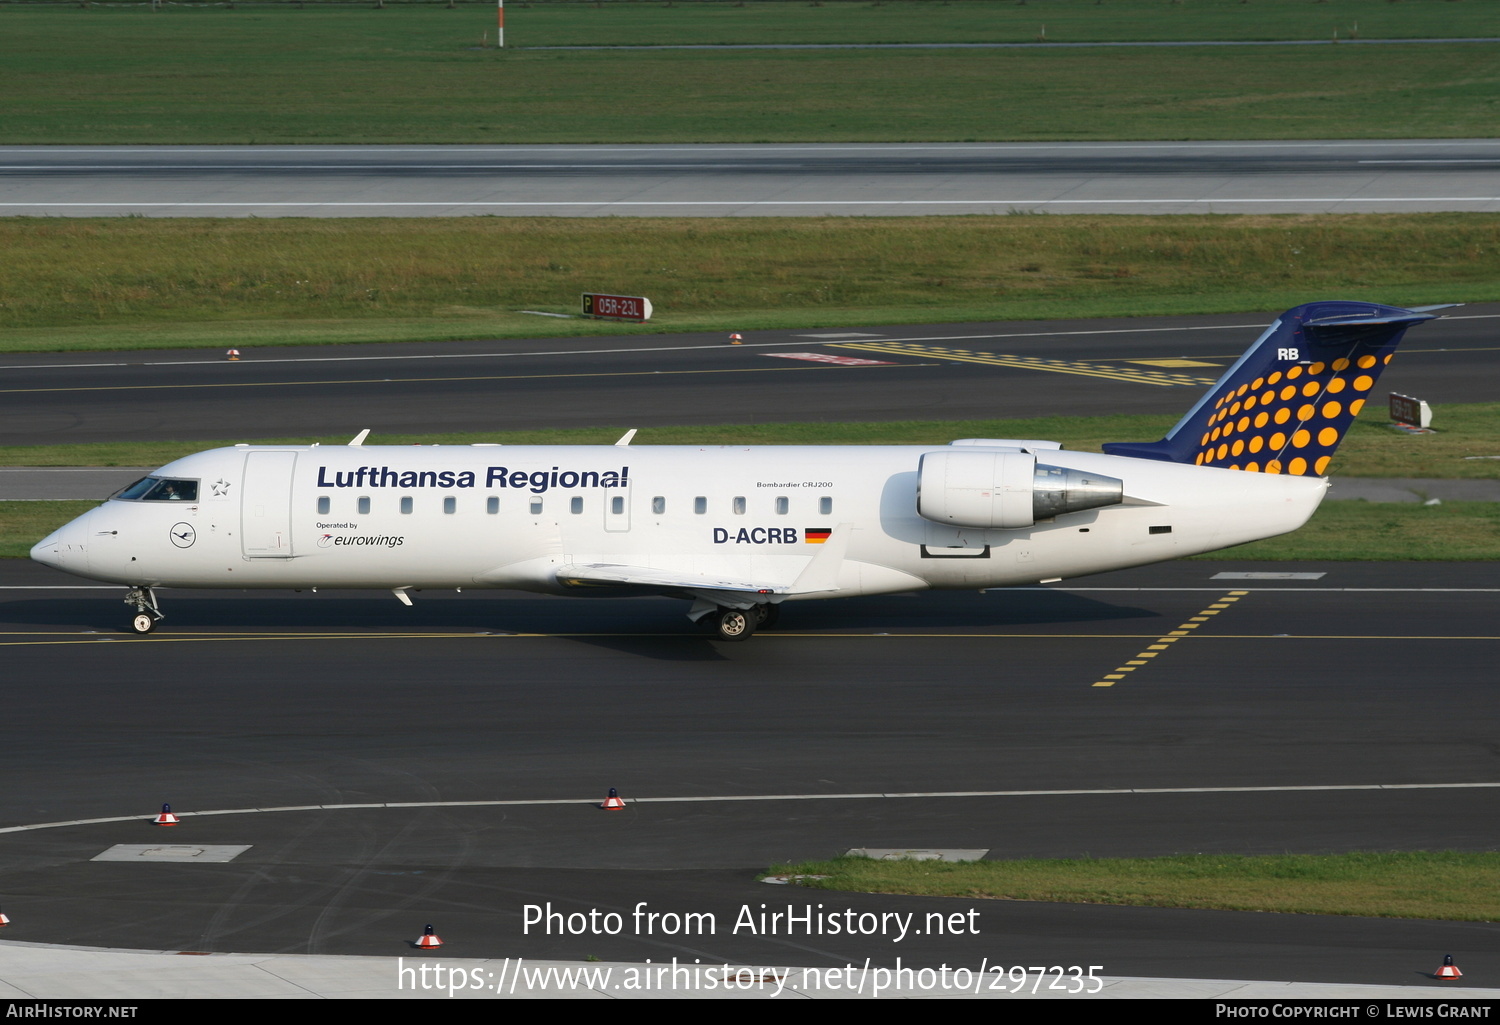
[2,305,1497,447]
[1,557,1498,988]
[2,140,1498,216]
[3,305,1497,994]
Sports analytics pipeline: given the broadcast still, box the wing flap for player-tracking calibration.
[557,563,787,595]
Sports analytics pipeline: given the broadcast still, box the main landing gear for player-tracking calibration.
[697,602,779,642]
[124,587,163,635]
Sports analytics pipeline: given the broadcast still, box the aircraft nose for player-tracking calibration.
[30,511,92,573]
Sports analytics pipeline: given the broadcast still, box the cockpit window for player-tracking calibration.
[115,477,157,500]
[145,479,198,501]
[116,477,199,502]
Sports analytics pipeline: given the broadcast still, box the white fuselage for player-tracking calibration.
[33,443,1327,599]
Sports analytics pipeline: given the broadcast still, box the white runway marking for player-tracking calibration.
[2,781,1495,834]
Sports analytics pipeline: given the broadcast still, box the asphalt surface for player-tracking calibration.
[2,141,1498,216]
[0,558,1497,985]
[3,301,1497,991]
[2,306,1496,447]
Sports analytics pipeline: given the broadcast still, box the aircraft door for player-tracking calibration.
[603,489,631,532]
[922,520,991,558]
[241,451,297,557]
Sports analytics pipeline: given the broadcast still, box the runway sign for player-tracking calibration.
[582,292,652,322]
[1390,391,1433,429]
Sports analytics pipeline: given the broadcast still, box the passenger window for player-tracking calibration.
[487,496,499,514]
[694,497,707,515]
[775,497,788,515]
[317,497,331,515]
[652,496,665,515]
[530,498,543,515]
[358,497,371,515]
[571,496,583,514]
[820,497,833,515]
[733,496,746,515]
[443,496,456,514]
[611,496,625,515]
[400,496,413,515]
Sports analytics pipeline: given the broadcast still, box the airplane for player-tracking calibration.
[31,300,1439,641]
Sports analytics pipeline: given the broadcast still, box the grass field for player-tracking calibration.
[2,214,1496,353]
[2,5,1497,144]
[765,851,1500,921]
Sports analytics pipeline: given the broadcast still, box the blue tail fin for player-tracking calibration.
[1101,301,1435,476]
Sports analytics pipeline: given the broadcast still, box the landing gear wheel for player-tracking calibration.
[708,607,756,642]
[123,586,163,635]
[754,603,780,630]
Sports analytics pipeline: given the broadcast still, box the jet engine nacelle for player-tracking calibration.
[917,450,1124,529]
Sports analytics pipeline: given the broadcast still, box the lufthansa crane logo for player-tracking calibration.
[169,523,197,549]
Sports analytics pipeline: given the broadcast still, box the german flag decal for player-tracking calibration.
[804,527,832,544]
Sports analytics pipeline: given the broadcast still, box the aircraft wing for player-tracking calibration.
[556,524,851,607]
[557,563,788,596]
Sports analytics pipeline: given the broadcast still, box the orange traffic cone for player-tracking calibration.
[1436,954,1462,980]
[153,803,180,826]
[0,907,10,927]
[226,349,241,361]
[601,787,626,810]
[416,924,443,949]
[728,333,743,345]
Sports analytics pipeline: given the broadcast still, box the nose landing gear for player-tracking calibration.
[124,587,163,635]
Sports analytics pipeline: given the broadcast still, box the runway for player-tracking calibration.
[2,305,1496,446]
[0,557,1497,985]
[4,299,1498,993]
[2,141,1499,217]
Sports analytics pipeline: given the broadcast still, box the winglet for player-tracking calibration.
[1101,301,1434,476]
[348,429,371,447]
[790,523,851,595]
[614,429,638,447]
